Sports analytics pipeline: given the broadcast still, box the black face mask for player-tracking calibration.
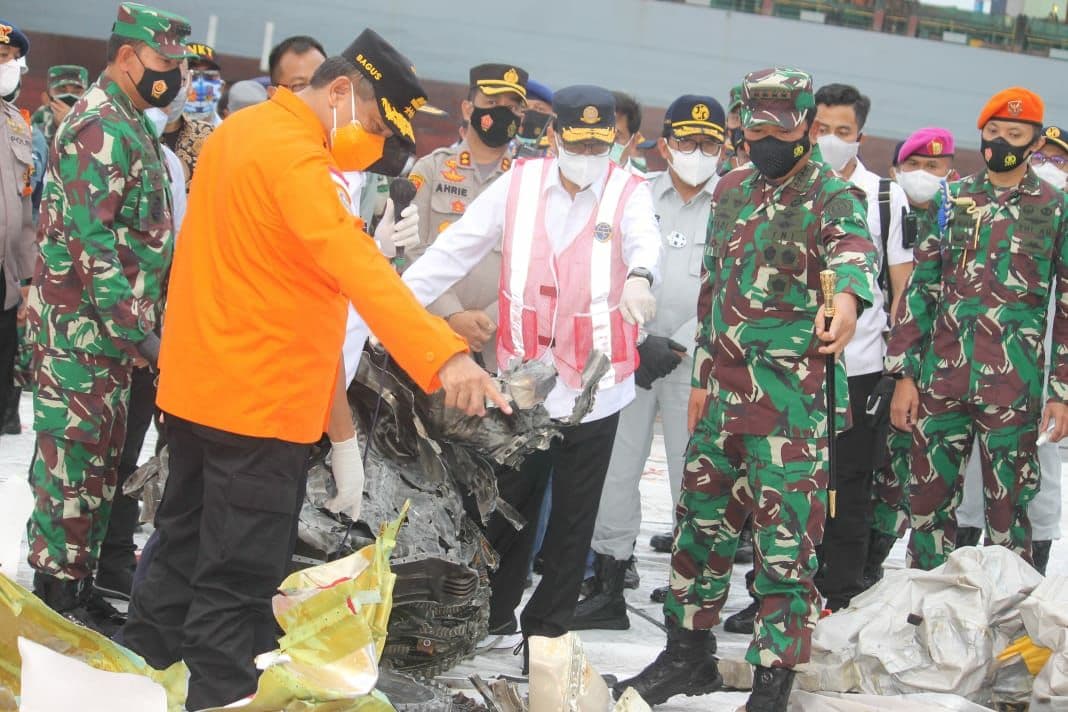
[748,133,810,180]
[54,93,80,107]
[729,126,745,151]
[518,109,552,141]
[1,81,18,104]
[128,51,182,108]
[981,136,1033,173]
[366,135,414,177]
[470,105,519,148]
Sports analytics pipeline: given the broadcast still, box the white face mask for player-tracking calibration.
[668,146,720,188]
[0,60,21,98]
[145,107,168,137]
[817,134,860,173]
[895,168,947,204]
[556,140,610,189]
[1033,162,1067,191]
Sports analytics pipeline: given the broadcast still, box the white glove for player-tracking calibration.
[620,276,656,326]
[326,435,365,522]
[374,198,421,253]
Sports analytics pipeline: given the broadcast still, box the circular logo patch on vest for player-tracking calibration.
[594,222,613,242]
[666,231,687,248]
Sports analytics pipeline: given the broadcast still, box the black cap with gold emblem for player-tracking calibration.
[661,95,726,142]
[553,85,616,144]
[1044,125,1068,154]
[470,63,528,101]
[341,28,445,149]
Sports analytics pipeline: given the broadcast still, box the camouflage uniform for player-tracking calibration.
[30,65,90,145]
[25,4,192,581]
[886,166,1068,570]
[665,68,877,669]
[871,428,912,538]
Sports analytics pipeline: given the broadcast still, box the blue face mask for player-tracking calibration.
[185,70,223,120]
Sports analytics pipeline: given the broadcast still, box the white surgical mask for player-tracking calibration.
[895,168,947,204]
[0,60,21,98]
[668,146,720,188]
[816,134,860,173]
[1033,162,1067,191]
[145,107,168,137]
[556,140,610,189]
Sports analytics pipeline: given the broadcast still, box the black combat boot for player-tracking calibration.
[33,572,126,637]
[612,620,722,705]
[746,666,796,711]
[735,522,754,564]
[2,386,20,434]
[650,584,669,603]
[724,568,759,634]
[1033,540,1052,576]
[623,555,640,590]
[862,531,898,589]
[956,526,982,548]
[649,531,674,554]
[572,553,630,630]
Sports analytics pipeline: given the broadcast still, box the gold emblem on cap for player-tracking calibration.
[504,68,519,85]
[0,25,11,44]
[581,105,601,125]
[929,139,943,156]
[1007,99,1023,116]
[691,104,710,122]
[1048,127,1061,139]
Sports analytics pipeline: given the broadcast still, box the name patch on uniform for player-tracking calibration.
[594,222,612,242]
[435,183,469,197]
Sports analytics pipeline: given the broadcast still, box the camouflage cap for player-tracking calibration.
[112,2,195,60]
[741,67,815,130]
[47,65,90,92]
[727,84,743,113]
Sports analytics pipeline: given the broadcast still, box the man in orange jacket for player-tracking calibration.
[120,29,507,709]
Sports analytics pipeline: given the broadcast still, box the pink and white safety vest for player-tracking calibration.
[497,157,642,390]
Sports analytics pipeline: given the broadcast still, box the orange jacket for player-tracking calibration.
[157,89,466,443]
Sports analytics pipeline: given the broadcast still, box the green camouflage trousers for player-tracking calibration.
[664,422,828,669]
[26,348,131,580]
[13,322,32,389]
[871,428,912,539]
[907,394,1039,570]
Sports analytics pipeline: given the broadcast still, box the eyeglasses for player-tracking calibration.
[558,141,611,157]
[1031,152,1067,170]
[672,138,721,156]
[277,81,309,93]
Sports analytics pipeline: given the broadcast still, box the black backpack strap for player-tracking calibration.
[877,178,893,312]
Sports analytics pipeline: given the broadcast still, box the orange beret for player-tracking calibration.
[977,87,1044,129]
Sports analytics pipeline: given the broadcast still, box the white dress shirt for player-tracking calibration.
[402,158,662,421]
[841,160,912,377]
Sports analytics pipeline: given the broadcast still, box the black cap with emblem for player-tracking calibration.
[470,63,528,101]
[661,95,726,142]
[553,85,616,144]
[1044,125,1068,154]
[341,28,446,149]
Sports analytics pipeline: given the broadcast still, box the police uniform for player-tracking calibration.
[886,88,1068,571]
[24,3,189,634]
[402,85,662,645]
[0,19,35,436]
[580,96,724,630]
[619,68,877,710]
[30,64,90,144]
[407,63,527,371]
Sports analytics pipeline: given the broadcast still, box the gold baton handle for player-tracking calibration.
[820,270,836,320]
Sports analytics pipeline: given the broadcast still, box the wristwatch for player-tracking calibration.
[628,267,653,286]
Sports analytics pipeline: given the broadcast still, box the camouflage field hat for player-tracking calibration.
[111,2,195,60]
[47,65,89,92]
[741,67,815,130]
[727,84,743,114]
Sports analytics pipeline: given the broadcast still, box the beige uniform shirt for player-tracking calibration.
[0,102,35,310]
[407,139,513,370]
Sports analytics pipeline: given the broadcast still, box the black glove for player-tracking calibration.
[635,336,686,389]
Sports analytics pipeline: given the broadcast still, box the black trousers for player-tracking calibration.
[0,270,17,425]
[815,371,883,608]
[121,415,311,710]
[98,366,157,577]
[487,413,619,638]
